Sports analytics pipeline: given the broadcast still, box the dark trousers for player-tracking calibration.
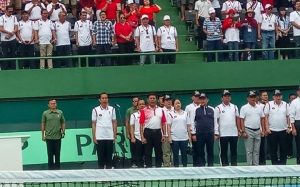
[295,121,300,164]
[1,39,17,70]
[46,139,61,170]
[19,44,36,69]
[96,140,114,169]
[286,133,294,157]
[171,140,188,167]
[196,132,214,167]
[268,130,287,165]
[78,45,91,67]
[192,140,198,166]
[118,42,134,65]
[219,136,238,166]
[161,49,176,64]
[95,44,112,66]
[56,45,72,68]
[197,16,206,50]
[207,40,222,62]
[143,128,163,168]
[259,136,266,165]
[131,139,145,168]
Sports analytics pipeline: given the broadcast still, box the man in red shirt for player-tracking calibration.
[140,93,166,167]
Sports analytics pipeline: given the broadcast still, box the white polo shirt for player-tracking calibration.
[221,0,242,16]
[92,105,116,140]
[24,2,46,20]
[53,20,71,46]
[194,0,212,18]
[185,102,200,134]
[240,103,265,129]
[290,11,300,36]
[0,14,18,41]
[215,103,239,137]
[157,25,177,50]
[74,20,93,46]
[47,3,66,21]
[289,97,300,123]
[264,101,289,131]
[163,106,174,136]
[259,13,277,31]
[246,1,263,22]
[130,111,142,141]
[135,24,156,52]
[18,20,34,43]
[34,19,53,44]
[169,110,190,141]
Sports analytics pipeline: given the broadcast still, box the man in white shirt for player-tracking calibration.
[246,0,263,22]
[34,9,55,69]
[257,90,268,165]
[135,14,158,65]
[74,10,93,67]
[240,90,265,166]
[92,92,117,169]
[290,0,300,58]
[221,0,242,17]
[0,6,18,70]
[289,86,300,164]
[47,0,67,22]
[52,11,72,68]
[17,11,35,69]
[24,0,45,21]
[215,90,240,166]
[264,89,289,165]
[287,93,297,158]
[157,15,178,64]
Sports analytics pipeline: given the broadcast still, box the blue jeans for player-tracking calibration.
[207,39,222,62]
[261,31,275,60]
[227,41,239,61]
[171,140,188,167]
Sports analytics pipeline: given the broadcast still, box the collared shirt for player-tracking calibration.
[240,103,265,129]
[289,97,300,123]
[194,0,212,18]
[92,105,116,140]
[114,22,133,43]
[135,24,156,52]
[74,19,93,46]
[203,17,222,41]
[92,20,114,44]
[185,102,200,134]
[47,3,66,22]
[259,13,277,31]
[18,20,34,43]
[195,105,217,134]
[0,14,18,41]
[130,111,142,140]
[169,110,190,141]
[24,2,46,20]
[264,101,289,131]
[163,106,174,136]
[139,105,166,129]
[290,11,300,36]
[157,25,177,50]
[33,19,53,44]
[215,102,239,137]
[277,16,290,30]
[53,20,71,46]
[42,109,65,139]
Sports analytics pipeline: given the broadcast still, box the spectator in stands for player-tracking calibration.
[221,0,242,17]
[211,0,221,19]
[17,11,35,69]
[215,90,240,166]
[52,11,72,68]
[92,92,117,169]
[261,0,274,9]
[194,0,212,50]
[276,0,294,9]
[115,12,134,65]
[246,0,264,22]
[92,11,115,66]
[62,0,77,17]
[34,9,54,69]
[240,8,258,61]
[47,0,67,22]
[95,0,118,23]
[240,90,265,166]
[123,0,139,29]
[0,5,18,70]
[41,99,66,170]
[74,10,93,66]
[157,15,178,64]
[178,0,193,21]
[139,0,161,26]
[135,14,157,65]
[203,7,222,62]
[222,9,241,61]
[276,7,291,60]
[258,4,277,60]
[290,0,300,59]
[79,0,94,21]
[169,98,191,167]
[24,0,45,21]
[162,95,173,167]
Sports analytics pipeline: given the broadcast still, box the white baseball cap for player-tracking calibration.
[208,7,216,14]
[265,4,272,9]
[163,15,171,20]
[141,14,149,20]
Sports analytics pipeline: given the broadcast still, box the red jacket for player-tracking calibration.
[240,16,258,28]
[222,17,241,32]
[139,5,160,21]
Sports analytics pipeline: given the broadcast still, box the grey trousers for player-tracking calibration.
[244,128,261,166]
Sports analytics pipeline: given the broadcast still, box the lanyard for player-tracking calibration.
[164,25,171,36]
[265,14,273,23]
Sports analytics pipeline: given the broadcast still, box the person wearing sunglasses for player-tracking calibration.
[246,0,264,22]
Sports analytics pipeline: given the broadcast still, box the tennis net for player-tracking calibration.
[1,166,300,187]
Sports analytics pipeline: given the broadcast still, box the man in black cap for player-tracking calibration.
[264,89,289,165]
[185,90,201,166]
[240,90,265,165]
[215,90,240,166]
[194,92,217,166]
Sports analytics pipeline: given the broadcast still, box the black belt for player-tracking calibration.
[245,127,260,131]
[144,128,161,131]
[261,30,275,33]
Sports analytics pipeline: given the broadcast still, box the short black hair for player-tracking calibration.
[147,93,157,98]
[99,92,108,98]
[289,93,297,99]
[48,98,56,103]
[6,5,13,10]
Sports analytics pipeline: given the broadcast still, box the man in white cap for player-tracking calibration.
[258,4,277,60]
[290,0,300,58]
[203,7,222,62]
[157,15,178,64]
[135,14,158,65]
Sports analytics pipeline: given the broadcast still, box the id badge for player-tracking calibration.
[247,27,252,32]
[214,32,218,35]
[268,24,273,28]
[167,36,171,40]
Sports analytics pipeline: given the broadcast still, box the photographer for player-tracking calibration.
[24,0,45,21]
[46,0,67,22]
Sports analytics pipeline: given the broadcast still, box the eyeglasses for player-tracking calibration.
[267,7,272,10]
[120,17,125,19]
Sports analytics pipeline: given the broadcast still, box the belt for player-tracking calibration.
[245,127,260,131]
[261,30,275,32]
[144,128,161,131]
